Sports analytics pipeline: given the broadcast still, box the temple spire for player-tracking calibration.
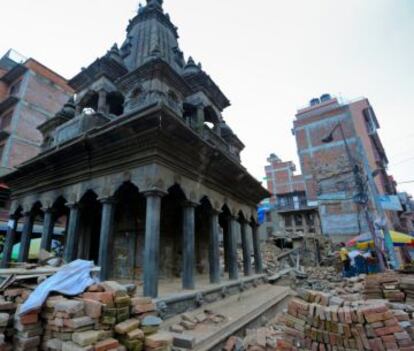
[124,0,183,72]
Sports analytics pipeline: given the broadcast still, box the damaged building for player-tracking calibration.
[262,154,321,238]
[0,0,269,297]
[0,49,73,238]
[293,95,399,243]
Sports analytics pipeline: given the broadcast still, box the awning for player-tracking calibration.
[347,231,414,248]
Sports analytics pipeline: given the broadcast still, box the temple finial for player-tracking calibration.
[138,3,144,14]
[146,0,163,9]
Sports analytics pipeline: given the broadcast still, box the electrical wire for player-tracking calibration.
[398,180,414,185]
[390,156,414,167]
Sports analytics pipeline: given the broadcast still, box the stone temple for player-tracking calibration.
[1,0,269,297]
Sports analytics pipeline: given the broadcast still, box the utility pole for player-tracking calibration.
[357,140,399,269]
[321,122,386,272]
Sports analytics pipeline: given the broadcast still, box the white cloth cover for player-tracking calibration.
[19,259,97,316]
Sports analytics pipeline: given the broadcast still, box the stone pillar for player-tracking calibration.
[18,212,34,262]
[182,201,197,290]
[252,223,264,274]
[195,105,205,133]
[208,209,221,284]
[98,198,116,281]
[98,90,107,113]
[143,190,164,298]
[40,208,55,252]
[1,215,19,268]
[63,204,81,263]
[240,220,252,276]
[228,216,239,280]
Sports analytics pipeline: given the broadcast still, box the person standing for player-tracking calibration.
[339,246,351,277]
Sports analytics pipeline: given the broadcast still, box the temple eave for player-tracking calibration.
[4,105,267,208]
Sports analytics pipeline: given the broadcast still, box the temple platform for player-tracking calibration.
[160,283,292,350]
[142,274,269,319]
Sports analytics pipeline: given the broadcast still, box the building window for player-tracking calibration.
[305,213,315,226]
[266,212,272,223]
[9,80,22,96]
[294,214,303,226]
[284,215,292,227]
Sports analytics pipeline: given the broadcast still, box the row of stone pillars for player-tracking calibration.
[142,192,263,297]
[1,190,263,298]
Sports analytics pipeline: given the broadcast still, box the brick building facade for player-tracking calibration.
[261,153,321,239]
[293,94,398,242]
[0,49,73,234]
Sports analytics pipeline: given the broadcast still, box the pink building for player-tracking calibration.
[0,49,73,235]
[293,94,398,242]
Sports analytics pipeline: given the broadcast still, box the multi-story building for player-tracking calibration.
[261,153,321,239]
[293,94,397,243]
[0,49,73,234]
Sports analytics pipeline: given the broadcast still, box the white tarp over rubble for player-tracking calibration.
[19,259,97,315]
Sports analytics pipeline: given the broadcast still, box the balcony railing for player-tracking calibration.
[274,199,316,212]
[202,126,240,162]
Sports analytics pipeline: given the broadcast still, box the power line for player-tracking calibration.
[390,156,414,167]
[398,180,414,185]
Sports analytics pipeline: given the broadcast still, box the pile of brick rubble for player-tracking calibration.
[0,280,173,351]
[224,272,414,351]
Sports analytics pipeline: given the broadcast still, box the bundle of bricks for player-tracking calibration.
[114,318,144,351]
[0,287,36,350]
[130,298,157,321]
[41,281,164,351]
[41,296,118,351]
[14,307,42,351]
[400,276,414,304]
[364,273,405,302]
[275,289,414,351]
[0,279,172,351]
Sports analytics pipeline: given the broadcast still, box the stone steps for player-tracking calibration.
[161,284,293,351]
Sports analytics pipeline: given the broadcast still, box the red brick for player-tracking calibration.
[95,338,119,351]
[81,292,114,307]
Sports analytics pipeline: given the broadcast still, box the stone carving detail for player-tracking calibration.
[124,84,146,112]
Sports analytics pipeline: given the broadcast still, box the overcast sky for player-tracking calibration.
[1,0,413,194]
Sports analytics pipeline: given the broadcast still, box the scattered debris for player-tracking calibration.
[224,272,414,351]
